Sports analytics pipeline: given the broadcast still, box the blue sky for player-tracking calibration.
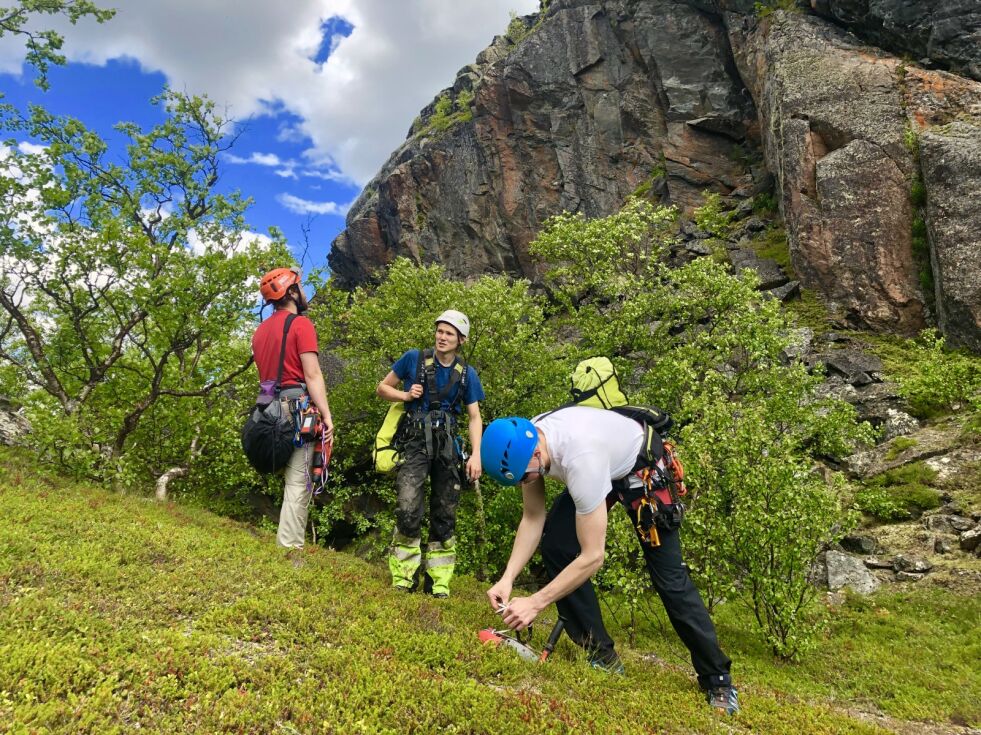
[0,0,538,275]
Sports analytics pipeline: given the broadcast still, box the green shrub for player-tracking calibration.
[530,196,870,659]
[692,191,736,239]
[855,462,941,521]
[896,331,981,419]
[754,0,800,18]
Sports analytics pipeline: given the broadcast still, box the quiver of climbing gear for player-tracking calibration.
[613,436,687,547]
[242,314,298,474]
[373,348,468,472]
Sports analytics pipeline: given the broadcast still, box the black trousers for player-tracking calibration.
[394,429,461,543]
[540,490,732,689]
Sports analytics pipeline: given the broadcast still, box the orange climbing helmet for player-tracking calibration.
[259,267,301,302]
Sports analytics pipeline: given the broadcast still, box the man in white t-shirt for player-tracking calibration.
[481,407,738,715]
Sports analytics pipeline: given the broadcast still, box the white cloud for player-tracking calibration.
[276,193,350,216]
[188,228,274,256]
[17,141,47,155]
[0,0,540,185]
[225,151,284,167]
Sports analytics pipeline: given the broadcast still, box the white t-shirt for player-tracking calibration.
[533,406,644,515]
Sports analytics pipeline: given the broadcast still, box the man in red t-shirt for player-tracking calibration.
[251,267,334,549]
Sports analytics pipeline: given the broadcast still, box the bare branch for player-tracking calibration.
[159,356,254,398]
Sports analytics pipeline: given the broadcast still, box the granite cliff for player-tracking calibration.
[328,0,981,350]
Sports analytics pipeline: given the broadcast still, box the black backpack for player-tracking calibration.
[241,314,298,474]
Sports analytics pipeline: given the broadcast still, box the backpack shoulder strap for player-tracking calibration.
[274,313,298,394]
[438,355,468,408]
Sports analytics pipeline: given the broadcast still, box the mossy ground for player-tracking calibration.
[1,446,978,734]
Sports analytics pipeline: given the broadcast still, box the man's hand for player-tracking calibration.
[404,383,423,401]
[501,595,542,631]
[466,454,482,482]
[486,579,513,612]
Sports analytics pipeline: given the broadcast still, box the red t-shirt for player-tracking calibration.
[251,310,319,386]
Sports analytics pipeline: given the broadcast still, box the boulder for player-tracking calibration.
[729,250,789,289]
[766,280,800,302]
[0,397,30,446]
[864,556,894,570]
[826,550,880,594]
[895,571,925,582]
[840,534,876,555]
[846,424,961,478]
[893,554,933,573]
[961,527,981,553]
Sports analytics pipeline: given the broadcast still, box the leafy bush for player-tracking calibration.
[529,196,870,658]
[0,91,290,498]
[305,259,568,568]
[896,331,981,419]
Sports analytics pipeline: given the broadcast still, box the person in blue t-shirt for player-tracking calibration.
[376,310,485,597]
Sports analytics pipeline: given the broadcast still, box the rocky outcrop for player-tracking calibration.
[809,0,981,82]
[0,397,30,446]
[329,0,759,288]
[329,1,981,349]
[919,121,981,351]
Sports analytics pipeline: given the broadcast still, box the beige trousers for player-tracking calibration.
[276,443,310,548]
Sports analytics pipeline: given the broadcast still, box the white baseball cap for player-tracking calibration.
[435,309,470,338]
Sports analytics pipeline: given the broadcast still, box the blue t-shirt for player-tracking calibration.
[392,349,484,414]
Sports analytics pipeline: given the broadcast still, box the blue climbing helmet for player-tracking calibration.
[481,417,538,486]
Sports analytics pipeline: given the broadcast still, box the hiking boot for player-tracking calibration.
[393,584,413,594]
[588,654,625,675]
[430,592,448,599]
[705,686,739,715]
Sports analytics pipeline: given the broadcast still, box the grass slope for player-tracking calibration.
[1,447,978,734]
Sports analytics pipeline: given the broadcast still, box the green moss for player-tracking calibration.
[750,225,793,273]
[885,436,917,460]
[2,447,979,730]
[754,0,800,18]
[786,287,832,333]
[752,192,778,215]
[631,162,667,199]
[855,461,941,521]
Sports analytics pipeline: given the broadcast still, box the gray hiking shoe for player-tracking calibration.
[588,654,625,675]
[706,686,739,715]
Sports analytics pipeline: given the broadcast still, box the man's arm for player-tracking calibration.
[300,352,333,441]
[500,502,608,631]
[377,370,422,402]
[465,401,482,481]
[486,477,547,610]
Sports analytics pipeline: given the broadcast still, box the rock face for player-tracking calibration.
[329,0,981,350]
[727,11,979,335]
[809,0,981,82]
[919,121,981,351]
[330,0,758,288]
[0,397,30,446]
